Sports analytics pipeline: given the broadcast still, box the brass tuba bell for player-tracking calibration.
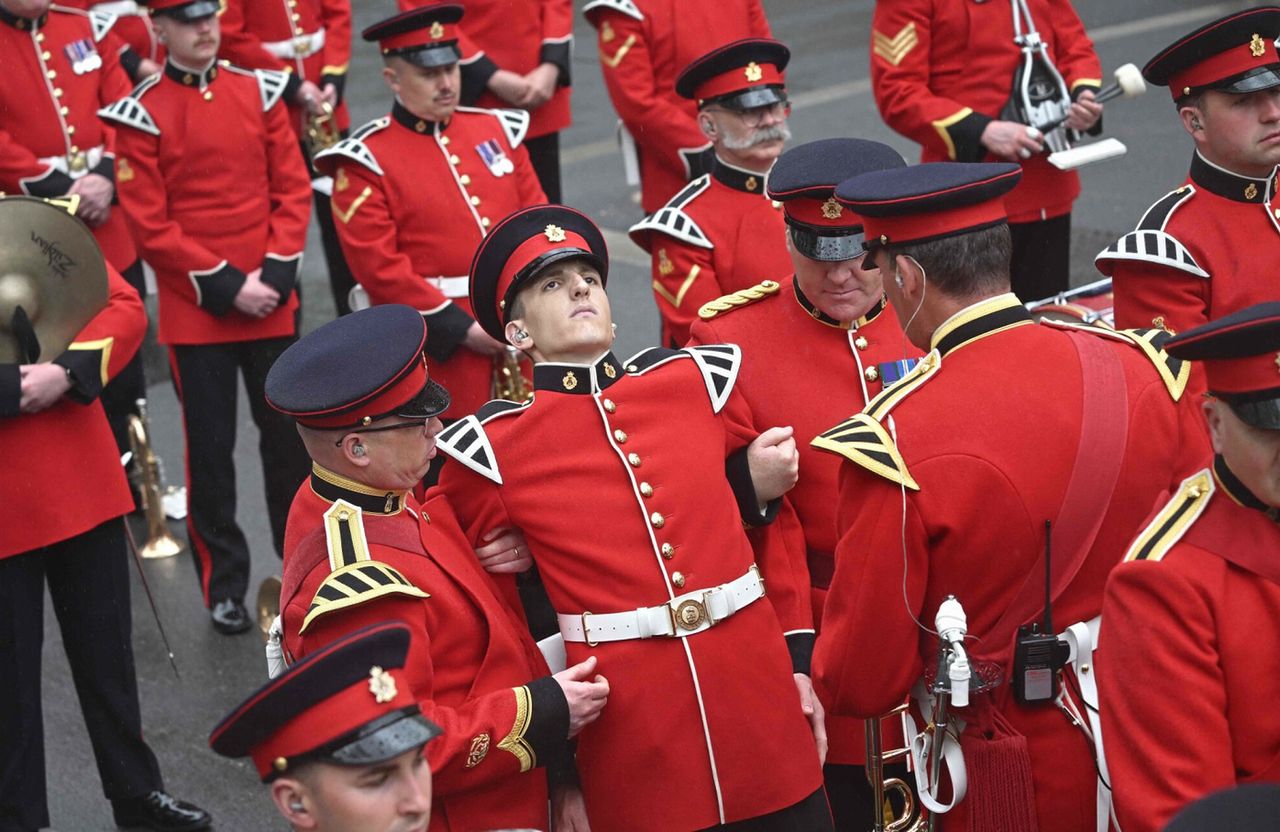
[304,101,342,159]
[126,398,184,559]
[866,705,928,831]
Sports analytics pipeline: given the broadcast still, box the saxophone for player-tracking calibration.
[491,347,533,403]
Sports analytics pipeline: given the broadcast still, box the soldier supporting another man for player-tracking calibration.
[102,0,313,635]
[629,38,793,347]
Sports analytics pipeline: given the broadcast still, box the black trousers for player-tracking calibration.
[302,139,358,316]
[1008,213,1071,304]
[98,259,148,470]
[0,519,162,832]
[168,337,310,606]
[700,787,834,831]
[525,131,562,204]
[825,762,914,832]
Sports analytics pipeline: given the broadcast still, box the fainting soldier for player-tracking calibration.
[688,137,920,829]
[217,0,360,316]
[1097,8,1280,340]
[0,196,209,832]
[1098,302,1280,832]
[869,0,1103,302]
[435,204,832,831]
[813,162,1208,832]
[629,38,793,347]
[211,622,443,832]
[583,0,772,214]
[397,0,574,202]
[0,0,153,465]
[101,0,313,634]
[315,3,546,420]
[265,304,608,830]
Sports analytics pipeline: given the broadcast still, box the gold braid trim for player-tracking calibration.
[496,686,535,772]
[697,279,781,320]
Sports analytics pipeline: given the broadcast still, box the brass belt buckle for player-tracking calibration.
[68,151,87,173]
[581,611,598,647]
[294,35,312,55]
[670,593,715,633]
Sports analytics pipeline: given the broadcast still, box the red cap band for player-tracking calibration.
[296,354,429,429]
[496,228,594,316]
[1168,36,1277,97]
[695,61,785,102]
[1204,352,1280,394]
[859,196,1008,248]
[380,21,458,52]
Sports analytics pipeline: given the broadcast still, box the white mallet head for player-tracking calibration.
[1113,62,1146,98]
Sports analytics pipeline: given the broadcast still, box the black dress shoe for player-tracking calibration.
[112,790,212,831]
[211,598,252,635]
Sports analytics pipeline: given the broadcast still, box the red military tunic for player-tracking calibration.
[398,0,573,141]
[870,0,1101,223]
[280,468,563,832]
[1,262,145,557]
[60,0,163,65]
[689,281,919,765]
[812,295,1208,832]
[0,5,138,271]
[314,103,545,416]
[218,0,352,135]
[102,60,311,345]
[583,0,772,214]
[435,348,822,831]
[631,157,791,346]
[1097,152,1280,336]
[1099,460,1280,832]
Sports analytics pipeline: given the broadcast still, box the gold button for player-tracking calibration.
[481,217,491,228]
[183,72,193,84]
[639,482,653,497]
[661,542,674,559]
[273,756,288,772]
[291,12,300,20]
[459,174,471,185]
[627,453,641,467]
[1274,208,1279,219]
[672,571,685,588]
[440,135,450,146]
[41,51,50,60]
[470,195,481,206]
[69,145,79,153]
[36,32,45,42]
[854,336,868,350]
[203,91,213,101]
[650,512,665,528]
[627,364,638,372]
[613,429,627,443]
[865,366,879,382]
[59,106,68,116]
[415,120,427,133]
[602,398,615,413]
[66,125,75,135]
[449,154,460,164]
[46,69,56,79]
[53,88,62,98]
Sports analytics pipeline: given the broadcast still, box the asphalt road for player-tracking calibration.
[38,0,1242,828]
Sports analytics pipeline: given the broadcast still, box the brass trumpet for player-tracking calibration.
[492,346,533,403]
[304,101,341,158]
[866,705,928,832]
[126,398,184,559]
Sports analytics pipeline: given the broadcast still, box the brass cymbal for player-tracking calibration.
[0,196,107,363]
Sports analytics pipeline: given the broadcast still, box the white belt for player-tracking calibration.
[39,145,105,179]
[92,0,140,14]
[1059,617,1119,832]
[427,275,469,298]
[559,565,765,644]
[262,29,326,60]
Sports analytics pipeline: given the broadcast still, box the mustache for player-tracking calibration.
[722,122,792,150]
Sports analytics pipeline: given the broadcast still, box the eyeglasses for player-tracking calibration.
[333,419,429,446]
[711,99,791,128]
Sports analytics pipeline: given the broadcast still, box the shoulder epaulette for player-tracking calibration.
[629,176,712,250]
[1123,469,1214,563]
[1095,186,1208,278]
[622,344,739,413]
[583,0,644,22]
[698,279,782,320]
[1041,320,1190,401]
[220,63,289,111]
[315,120,389,176]
[811,413,919,490]
[98,94,159,136]
[862,350,941,422]
[485,107,530,149]
[436,403,525,485]
[298,500,430,633]
[88,9,117,41]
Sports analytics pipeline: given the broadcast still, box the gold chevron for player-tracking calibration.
[334,185,372,224]
[652,264,700,308]
[601,34,637,69]
[873,23,919,67]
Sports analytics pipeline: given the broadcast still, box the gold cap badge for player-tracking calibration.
[1247,182,1259,200]
[544,224,566,242]
[562,370,578,390]
[744,61,763,83]
[1252,33,1267,58]
[821,198,843,219]
[745,176,758,192]
[429,21,445,40]
[368,666,397,703]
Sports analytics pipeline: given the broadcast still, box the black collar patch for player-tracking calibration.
[534,351,625,394]
[165,60,218,88]
[793,280,885,330]
[712,156,769,194]
[1215,454,1280,522]
[0,7,45,30]
[934,296,1034,357]
[1190,151,1275,204]
[309,465,406,515]
[392,100,438,134]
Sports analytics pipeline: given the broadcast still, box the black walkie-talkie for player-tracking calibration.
[1013,520,1071,704]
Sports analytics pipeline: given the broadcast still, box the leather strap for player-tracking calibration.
[558,566,765,643]
[978,329,1129,663]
